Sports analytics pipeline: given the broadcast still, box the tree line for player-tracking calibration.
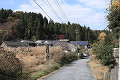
[0,8,105,44]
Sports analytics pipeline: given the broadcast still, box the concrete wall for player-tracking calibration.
[110,48,119,80]
[110,65,118,80]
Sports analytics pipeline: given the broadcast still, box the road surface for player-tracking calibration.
[43,57,97,80]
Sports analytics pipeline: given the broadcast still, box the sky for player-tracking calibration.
[0,0,110,30]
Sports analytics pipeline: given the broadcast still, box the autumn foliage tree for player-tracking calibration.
[98,32,107,42]
[92,32,116,70]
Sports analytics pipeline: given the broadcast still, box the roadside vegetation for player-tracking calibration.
[89,32,116,79]
[0,49,22,80]
[88,49,109,80]
[89,1,120,80]
[1,46,78,80]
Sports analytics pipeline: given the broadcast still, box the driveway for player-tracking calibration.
[43,57,97,80]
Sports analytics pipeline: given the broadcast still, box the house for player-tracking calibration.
[20,40,36,47]
[35,40,44,46]
[68,43,77,52]
[44,40,58,46]
[70,41,88,48]
[1,41,29,48]
[54,40,77,52]
[35,40,58,46]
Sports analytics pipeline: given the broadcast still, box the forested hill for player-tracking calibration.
[0,8,105,43]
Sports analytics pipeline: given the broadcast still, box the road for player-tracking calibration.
[43,57,97,80]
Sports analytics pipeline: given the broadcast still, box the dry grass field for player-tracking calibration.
[2,46,67,79]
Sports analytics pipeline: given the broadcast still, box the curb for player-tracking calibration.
[37,65,66,80]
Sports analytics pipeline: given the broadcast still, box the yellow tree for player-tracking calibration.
[98,32,107,42]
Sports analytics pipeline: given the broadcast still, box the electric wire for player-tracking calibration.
[33,0,52,19]
[42,0,63,23]
[55,0,68,22]
[54,0,69,22]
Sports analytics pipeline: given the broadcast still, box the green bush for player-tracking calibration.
[92,41,116,70]
[60,52,78,66]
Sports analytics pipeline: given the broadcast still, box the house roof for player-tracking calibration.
[68,43,77,50]
[54,41,69,50]
[35,40,58,45]
[40,40,58,45]
[70,41,88,45]
[47,40,58,45]
[20,40,34,43]
[3,41,29,47]
[54,41,77,50]
[35,40,44,43]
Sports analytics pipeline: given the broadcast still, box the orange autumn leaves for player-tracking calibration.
[112,0,120,7]
[98,32,107,42]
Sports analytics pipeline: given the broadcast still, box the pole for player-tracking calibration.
[75,30,78,54]
[46,44,49,60]
[118,36,120,80]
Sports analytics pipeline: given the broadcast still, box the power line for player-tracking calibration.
[33,0,52,19]
[54,0,69,22]
[42,0,63,23]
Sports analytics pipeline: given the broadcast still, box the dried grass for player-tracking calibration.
[3,46,64,71]
[88,49,109,80]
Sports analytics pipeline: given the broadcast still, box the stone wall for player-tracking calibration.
[110,48,119,80]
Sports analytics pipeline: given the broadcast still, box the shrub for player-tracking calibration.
[0,49,22,80]
[92,41,116,70]
[60,52,78,66]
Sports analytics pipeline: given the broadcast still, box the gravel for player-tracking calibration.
[43,57,97,80]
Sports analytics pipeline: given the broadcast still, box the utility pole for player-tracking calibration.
[118,1,120,80]
[75,30,78,54]
[46,44,49,60]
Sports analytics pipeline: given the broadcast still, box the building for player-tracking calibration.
[20,40,36,47]
[35,40,58,46]
[35,40,44,46]
[1,41,29,48]
[70,41,88,48]
[54,40,77,52]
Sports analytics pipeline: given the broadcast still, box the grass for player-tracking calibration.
[88,49,109,80]
[3,46,78,80]
[29,63,60,80]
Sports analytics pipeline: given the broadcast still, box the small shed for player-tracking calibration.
[1,41,29,48]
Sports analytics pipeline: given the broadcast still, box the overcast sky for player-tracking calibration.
[0,0,110,30]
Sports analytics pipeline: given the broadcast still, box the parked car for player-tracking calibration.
[81,53,89,59]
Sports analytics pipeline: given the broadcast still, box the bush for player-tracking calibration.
[60,52,78,66]
[92,41,116,70]
[0,49,22,80]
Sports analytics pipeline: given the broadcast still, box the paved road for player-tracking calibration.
[43,57,97,80]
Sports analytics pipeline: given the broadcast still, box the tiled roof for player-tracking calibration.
[54,41,68,50]
[3,41,29,47]
[70,41,88,45]
[54,41,77,50]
